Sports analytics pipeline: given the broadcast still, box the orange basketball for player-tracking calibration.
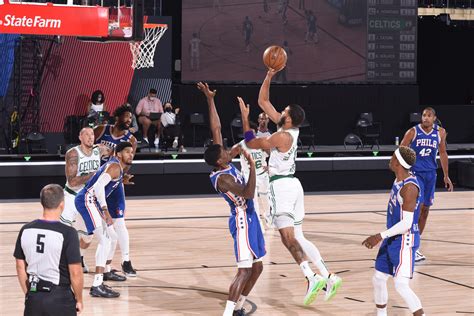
[263,45,287,71]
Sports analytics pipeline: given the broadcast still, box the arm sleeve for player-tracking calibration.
[380,211,414,239]
[13,227,25,260]
[92,172,112,208]
[65,228,81,264]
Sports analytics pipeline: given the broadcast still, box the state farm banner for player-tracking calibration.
[0,0,108,37]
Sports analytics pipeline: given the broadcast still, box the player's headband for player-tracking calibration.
[395,148,412,169]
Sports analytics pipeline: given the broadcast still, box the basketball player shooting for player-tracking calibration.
[236,66,342,305]
[198,82,265,316]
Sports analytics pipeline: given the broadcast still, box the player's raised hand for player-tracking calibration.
[242,149,255,166]
[197,82,216,99]
[266,68,279,78]
[237,96,250,118]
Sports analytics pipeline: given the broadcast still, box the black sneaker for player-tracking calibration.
[90,284,120,298]
[233,309,246,316]
[103,269,127,281]
[81,256,89,273]
[122,260,137,277]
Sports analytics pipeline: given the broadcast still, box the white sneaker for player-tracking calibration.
[415,250,426,262]
[143,137,149,144]
[324,274,342,301]
[154,138,160,148]
[172,137,178,148]
[304,274,327,306]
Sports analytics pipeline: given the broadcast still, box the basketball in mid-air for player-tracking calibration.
[262,45,287,71]
[263,45,288,71]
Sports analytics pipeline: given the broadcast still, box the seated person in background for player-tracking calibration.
[87,90,108,126]
[161,102,186,152]
[135,88,163,147]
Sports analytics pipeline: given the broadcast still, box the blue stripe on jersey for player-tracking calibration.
[386,175,421,235]
[95,125,133,164]
[81,156,123,198]
[410,124,439,172]
[209,163,255,216]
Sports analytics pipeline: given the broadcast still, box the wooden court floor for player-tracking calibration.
[0,191,472,315]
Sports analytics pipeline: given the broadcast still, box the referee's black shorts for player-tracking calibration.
[24,286,76,316]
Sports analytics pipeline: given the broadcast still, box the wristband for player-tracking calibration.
[244,130,256,143]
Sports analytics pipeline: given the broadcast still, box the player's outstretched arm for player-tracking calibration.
[400,127,415,147]
[438,128,453,191]
[197,82,223,146]
[93,124,106,142]
[238,96,291,152]
[258,69,282,124]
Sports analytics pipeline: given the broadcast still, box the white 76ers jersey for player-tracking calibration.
[268,128,299,177]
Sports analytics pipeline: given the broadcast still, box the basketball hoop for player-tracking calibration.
[129,23,167,69]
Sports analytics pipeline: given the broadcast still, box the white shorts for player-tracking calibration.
[269,176,305,229]
[256,172,269,196]
[61,190,91,238]
[237,257,263,269]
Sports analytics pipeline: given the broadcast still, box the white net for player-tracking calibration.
[129,24,168,69]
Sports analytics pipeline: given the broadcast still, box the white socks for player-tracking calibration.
[114,218,130,262]
[93,274,103,287]
[294,225,329,277]
[235,295,247,310]
[299,261,315,279]
[376,307,387,316]
[223,300,236,316]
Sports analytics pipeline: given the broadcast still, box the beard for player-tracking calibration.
[117,122,129,131]
[277,115,286,128]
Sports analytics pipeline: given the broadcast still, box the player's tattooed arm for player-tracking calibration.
[65,149,94,187]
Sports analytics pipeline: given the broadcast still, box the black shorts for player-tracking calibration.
[24,286,76,316]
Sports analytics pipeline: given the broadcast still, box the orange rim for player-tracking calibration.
[144,23,167,29]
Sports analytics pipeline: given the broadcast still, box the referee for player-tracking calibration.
[14,184,84,315]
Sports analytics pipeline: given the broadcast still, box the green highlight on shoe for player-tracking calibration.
[304,278,327,306]
[324,278,342,302]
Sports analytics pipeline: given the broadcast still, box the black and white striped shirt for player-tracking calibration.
[13,219,81,285]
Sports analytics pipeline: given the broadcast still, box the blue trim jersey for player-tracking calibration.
[210,163,255,216]
[209,163,265,262]
[410,124,440,172]
[75,156,124,233]
[96,125,133,164]
[386,175,421,237]
[81,156,124,201]
[375,175,422,278]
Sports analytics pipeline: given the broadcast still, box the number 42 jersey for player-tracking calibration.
[410,124,440,172]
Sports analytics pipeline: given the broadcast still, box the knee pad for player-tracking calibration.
[372,271,389,305]
[394,276,423,312]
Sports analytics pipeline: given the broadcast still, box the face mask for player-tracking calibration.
[149,96,155,101]
[165,108,172,113]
